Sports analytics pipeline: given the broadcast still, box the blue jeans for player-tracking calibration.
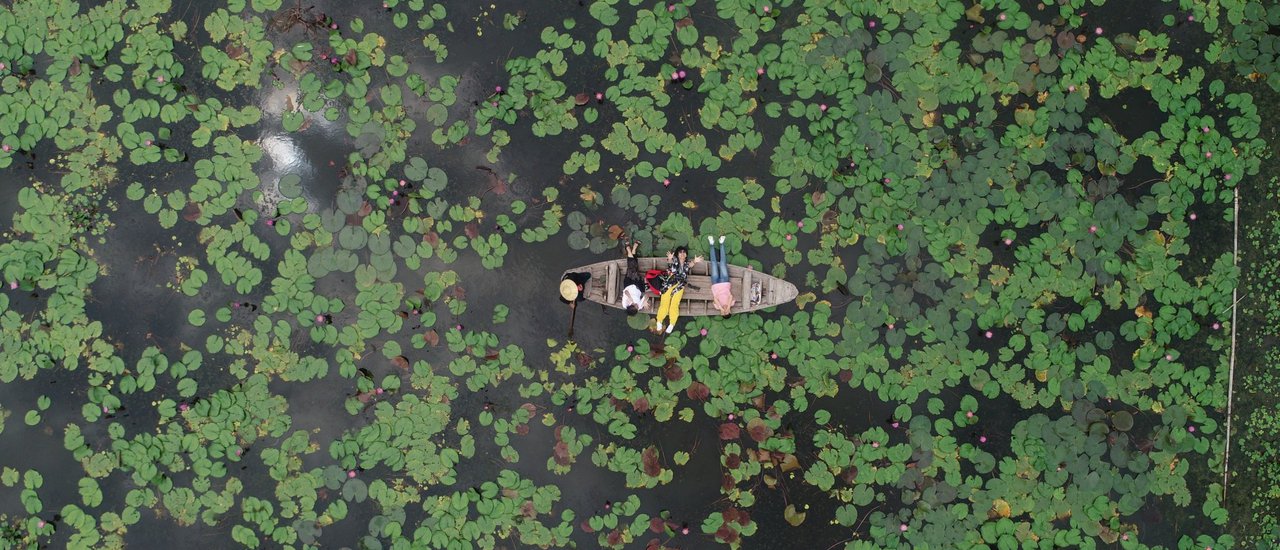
[709,242,729,284]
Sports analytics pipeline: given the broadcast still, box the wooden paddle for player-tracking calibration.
[567,301,578,339]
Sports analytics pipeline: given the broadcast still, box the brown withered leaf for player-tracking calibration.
[686,382,709,400]
[391,356,410,370]
[642,446,661,477]
[747,418,772,443]
[719,423,740,440]
[421,330,439,346]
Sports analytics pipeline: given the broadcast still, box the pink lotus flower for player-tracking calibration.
[1225,173,1232,180]
[998,13,1006,21]
[0,63,6,70]
[884,177,892,183]
[1003,238,1013,245]
[770,352,777,359]
[1202,126,1210,133]
[179,403,189,412]
[375,388,384,394]
[1188,425,1195,432]
[626,345,633,352]
[1,145,9,152]
[1190,213,1197,220]
[8,282,16,289]
[1088,225,1097,233]
[699,328,708,336]
[887,323,895,330]
[236,449,243,456]
[491,101,497,107]
[668,4,675,12]
[399,179,406,186]
[102,405,109,413]
[762,5,770,12]
[1187,15,1194,22]
[966,411,973,418]
[899,524,908,532]
[891,421,899,428]
[1068,85,1076,92]
[1094,27,1103,35]
[757,67,765,75]
[156,75,164,83]
[819,104,828,112]
[868,20,876,28]
[728,413,735,420]
[785,234,792,241]
[678,70,687,79]
[671,71,679,80]
[392,190,399,197]
[979,435,987,443]
[984,330,993,339]
[1205,152,1212,158]
[595,92,604,101]
[1122,534,1129,541]
[681,527,690,535]
[663,178,671,187]
[797,221,804,228]
[1166,354,1173,360]
[1212,322,1221,330]
[316,314,325,323]
[330,23,338,29]
[145,140,152,146]
[495,85,503,93]
[347,470,356,478]
[266,219,275,226]
[37,520,45,528]
[871,441,879,448]
[896,223,904,230]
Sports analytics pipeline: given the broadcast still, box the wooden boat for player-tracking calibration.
[561,257,798,316]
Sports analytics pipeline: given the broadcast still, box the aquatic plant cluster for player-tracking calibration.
[0,0,1267,548]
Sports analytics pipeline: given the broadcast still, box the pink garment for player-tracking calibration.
[711,281,735,310]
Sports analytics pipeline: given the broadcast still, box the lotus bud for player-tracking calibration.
[900,524,908,532]
[671,71,679,80]
[966,411,973,418]
[331,23,338,29]
[871,441,879,448]
[37,520,45,528]
[1188,425,1195,432]
[595,92,604,101]
[392,190,398,196]
[819,103,828,112]
[316,314,325,323]
[399,179,406,186]
[785,234,792,241]
[0,63,6,70]
[604,501,611,510]
[797,221,804,228]
[681,527,690,535]
[236,449,243,456]
[491,101,498,107]
[896,223,904,230]
[145,140,152,146]
[1166,353,1173,360]
[884,177,892,183]
[998,13,1006,21]
[1094,27,1103,35]
[347,470,356,478]
[668,4,675,12]
[156,75,164,83]
[663,178,670,187]
[1205,151,1212,158]
[1,145,9,152]
[1068,85,1076,92]
[1088,225,1097,233]
[757,67,765,76]
[495,85,503,93]
[770,352,777,359]
[375,388,384,394]
[891,421,899,428]
[984,330,993,339]
[456,324,463,330]
[1225,173,1232,180]
[1122,534,1129,541]
[1187,15,1194,22]
[868,20,876,28]
[700,328,708,336]
[887,323,895,330]
[1212,322,1220,330]
[728,413,735,420]
[979,435,988,443]
[103,405,109,413]
[763,5,770,13]
[10,282,17,289]
[1190,213,1197,220]
[1003,238,1013,245]
[266,219,275,226]
[330,57,338,64]
[179,403,189,412]
[678,70,687,79]
[626,345,633,352]
[1202,126,1210,133]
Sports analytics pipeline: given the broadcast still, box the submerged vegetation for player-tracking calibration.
[0,0,1274,548]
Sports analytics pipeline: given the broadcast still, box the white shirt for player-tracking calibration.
[621,285,648,310]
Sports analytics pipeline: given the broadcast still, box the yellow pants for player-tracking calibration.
[656,286,684,327]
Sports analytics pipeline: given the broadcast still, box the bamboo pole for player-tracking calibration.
[1223,187,1239,499]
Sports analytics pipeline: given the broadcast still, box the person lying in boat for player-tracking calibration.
[655,245,701,334]
[707,235,735,318]
[620,240,650,316]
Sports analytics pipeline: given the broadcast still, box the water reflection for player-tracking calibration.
[254,85,346,213]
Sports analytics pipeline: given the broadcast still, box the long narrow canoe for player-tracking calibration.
[561,257,798,316]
